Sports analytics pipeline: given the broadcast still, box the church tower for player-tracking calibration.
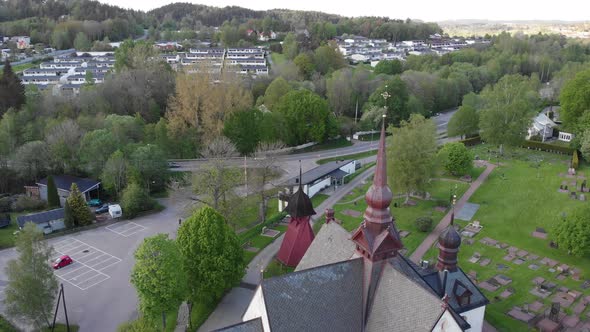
[277,166,316,267]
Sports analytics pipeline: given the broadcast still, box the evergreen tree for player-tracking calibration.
[572,150,580,169]
[46,175,60,207]
[63,200,75,229]
[66,183,93,227]
[0,59,26,115]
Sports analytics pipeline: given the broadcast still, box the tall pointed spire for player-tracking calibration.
[351,114,402,262]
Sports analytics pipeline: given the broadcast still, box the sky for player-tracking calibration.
[98,0,590,22]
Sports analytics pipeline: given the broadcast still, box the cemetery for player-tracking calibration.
[423,145,590,331]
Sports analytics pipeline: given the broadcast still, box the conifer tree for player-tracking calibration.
[66,183,93,227]
[0,60,26,115]
[46,175,60,207]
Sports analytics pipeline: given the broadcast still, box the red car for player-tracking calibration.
[53,255,73,269]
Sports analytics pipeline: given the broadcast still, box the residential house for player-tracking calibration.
[16,208,66,234]
[527,113,556,141]
[37,175,100,207]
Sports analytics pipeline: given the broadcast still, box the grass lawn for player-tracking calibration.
[270,53,286,66]
[189,300,218,331]
[331,177,470,255]
[421,145,590,331]
[316,150,377,165]
[263,259,295,279]
[292,138,352,154]
[0,215,19,249]
[43,324,80,332]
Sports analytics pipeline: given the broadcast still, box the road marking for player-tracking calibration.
[52,238,121,290]
[106,222,146,237]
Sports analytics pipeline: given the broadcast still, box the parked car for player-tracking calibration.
[88,198,102,207]
[95,204,109,214]
[53,255,73,269]
[168,162,180,168]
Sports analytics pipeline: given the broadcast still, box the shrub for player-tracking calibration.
[12,196,46,212]
[415,216,433,232]
[438,142,473,176]
[572,150,580,169]
[120,182,156,219]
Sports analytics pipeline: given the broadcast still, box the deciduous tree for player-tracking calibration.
[101,150,128,197]
[447,104,479,139]
[374,59,403,75]
[176,206,244,306]
[388,114,437,203]
[262,76,291,111]
[4,223,58,329]
[253,141,285,222]
[553,206,590,257]
[560,69,590,128]
[131,234,186,330]
[120,182,155,219]
[437,142,472,176]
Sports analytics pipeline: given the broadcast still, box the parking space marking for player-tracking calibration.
[106,222,146,237]
[52,238,121,290]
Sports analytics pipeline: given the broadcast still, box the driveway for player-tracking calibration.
[0,191,194,332]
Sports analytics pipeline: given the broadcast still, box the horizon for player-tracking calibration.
[98,0,590,22]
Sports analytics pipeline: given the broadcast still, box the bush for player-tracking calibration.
[120,182,156,219]
[433,199,450,208]
[12,196,46,212]
[415,216,433,232]
[438,142,472,176]
[523,141,574,154]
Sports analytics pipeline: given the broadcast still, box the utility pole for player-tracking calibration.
[244,156,248,196]
[51,283,70,332]
[354,98,359,126]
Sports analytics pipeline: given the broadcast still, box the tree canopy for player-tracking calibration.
[553,206,590,257]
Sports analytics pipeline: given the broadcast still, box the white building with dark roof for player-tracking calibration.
[219,120,488,332]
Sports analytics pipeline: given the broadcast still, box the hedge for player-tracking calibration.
[522,141,574,154]
[458,136,482,146]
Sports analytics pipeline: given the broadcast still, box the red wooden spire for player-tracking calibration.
[352,115,403,261]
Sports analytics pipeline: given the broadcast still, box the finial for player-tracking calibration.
[450,212,454,226]
[298,160,302,189]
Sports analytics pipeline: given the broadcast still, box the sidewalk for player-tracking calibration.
[409,161,496,263]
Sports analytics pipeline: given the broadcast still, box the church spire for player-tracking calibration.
[351,115,402,262]
[436,213,461,272]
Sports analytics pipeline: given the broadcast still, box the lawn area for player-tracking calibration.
[0,215,19,249]
[190,300,218,331]
[270,53,286,66]
[43,324,80,332]
[421,145,590,331]
[316,150,377,165]
[331,177,470,255]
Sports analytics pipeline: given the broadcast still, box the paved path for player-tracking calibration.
[198,166,376,332]
[409,162,496,263]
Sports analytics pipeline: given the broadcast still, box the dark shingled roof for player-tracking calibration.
[284,160,353,186]
[261,258,364,332]
[37,175,100,193]
[214,318,263,332]
[16,208,64,228]
[284,186,316,218]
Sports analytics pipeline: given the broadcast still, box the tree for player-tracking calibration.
[4,223,58,329]
[120,182,156,219]
[553,206,590,257]
[313,44,346,75]
[101,150,128,197]
[560,69,590,128]
[176,206,244,306]
[192,137,241,222]
[253,141,285,222]
[274,89,337,146]
[326,68,354,117]
[262,77,291,111]
[130,144,169,193]
[0,60,26,116]
[572,150,580,169]
[282,32,298,60]
[415,216,433,232]
[366,77,410,126]
[478,74,539,155]
[131,234,186,330]
[223,109,263,155]
[46,175,59,207]
[447,104,479,138]
[293,53,315,80]
[438,142,472,176]
[79,129,118,177]
[580,129,590,161]
[45,119,83,174]
[374,59,403,75]
[63,200,75,229]
[14,141,50,182]
[66,183,93,227]
[388,114,437,203]
[74,32,91,51]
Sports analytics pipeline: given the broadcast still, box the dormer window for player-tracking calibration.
[453,280,473,307]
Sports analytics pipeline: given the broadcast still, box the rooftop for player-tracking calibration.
[284,160,353,186]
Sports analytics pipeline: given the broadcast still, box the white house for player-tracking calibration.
[527,113,556,141]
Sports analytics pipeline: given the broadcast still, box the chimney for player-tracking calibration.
[325,208,335,224]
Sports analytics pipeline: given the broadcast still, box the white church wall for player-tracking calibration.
[307,177,331,198]
[339,161,356,175]
[242,287,271,331]
[432,309,463,332]
[463,305,486,332]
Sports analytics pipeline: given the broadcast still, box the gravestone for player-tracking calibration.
[549,303,560,322]
[580,194,586,201]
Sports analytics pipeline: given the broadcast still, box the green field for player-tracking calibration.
[316,150,377,165]
[421,145,590,331]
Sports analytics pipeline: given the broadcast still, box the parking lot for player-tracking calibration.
[106,222,147,237]
[53,238,122,290]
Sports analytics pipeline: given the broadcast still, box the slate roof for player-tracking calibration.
[37,175,100,193]
[284,160,353,186]
[295,222,354,272]
[214,318,263,332]
[17,208,64,228]
[262,258,364,332]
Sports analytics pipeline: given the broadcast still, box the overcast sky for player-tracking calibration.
[98,0,589,22]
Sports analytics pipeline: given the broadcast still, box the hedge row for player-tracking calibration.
[522,141,574,154]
